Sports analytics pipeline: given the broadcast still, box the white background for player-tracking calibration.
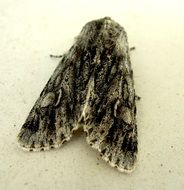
[0,0,184,190]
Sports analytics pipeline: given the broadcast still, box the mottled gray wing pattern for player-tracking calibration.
[81,18,138,172]
[17,18,100,151]
[18,17,138,173]
[18,46,87,151]
[83,68,137,172]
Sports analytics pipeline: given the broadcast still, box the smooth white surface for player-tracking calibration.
[0,0,184,189]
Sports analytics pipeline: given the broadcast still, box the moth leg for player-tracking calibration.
[135,95,141,101]
[50,54,63,58]
[129,46,136,51]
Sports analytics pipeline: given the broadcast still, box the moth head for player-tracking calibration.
[77,17,124,50]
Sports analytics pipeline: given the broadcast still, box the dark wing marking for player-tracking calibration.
[17,17,102,151]
[82,22,138,172]
[18,17,138,173]
[18,48,83,151]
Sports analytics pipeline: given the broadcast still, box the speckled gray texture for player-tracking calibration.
[17,17,137,173]
[1,1,184,189]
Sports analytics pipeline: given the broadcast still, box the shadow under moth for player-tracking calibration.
[18,17,138,173]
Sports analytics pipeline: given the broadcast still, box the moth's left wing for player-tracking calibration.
[18,53,81,151]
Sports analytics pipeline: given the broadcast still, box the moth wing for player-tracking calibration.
[83,58,137,173]
[18,56,79,151]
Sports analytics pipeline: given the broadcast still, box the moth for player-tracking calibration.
[18,17,138,173]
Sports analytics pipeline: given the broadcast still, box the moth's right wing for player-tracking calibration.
[83,72,138,173]
[18,52,81,151]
